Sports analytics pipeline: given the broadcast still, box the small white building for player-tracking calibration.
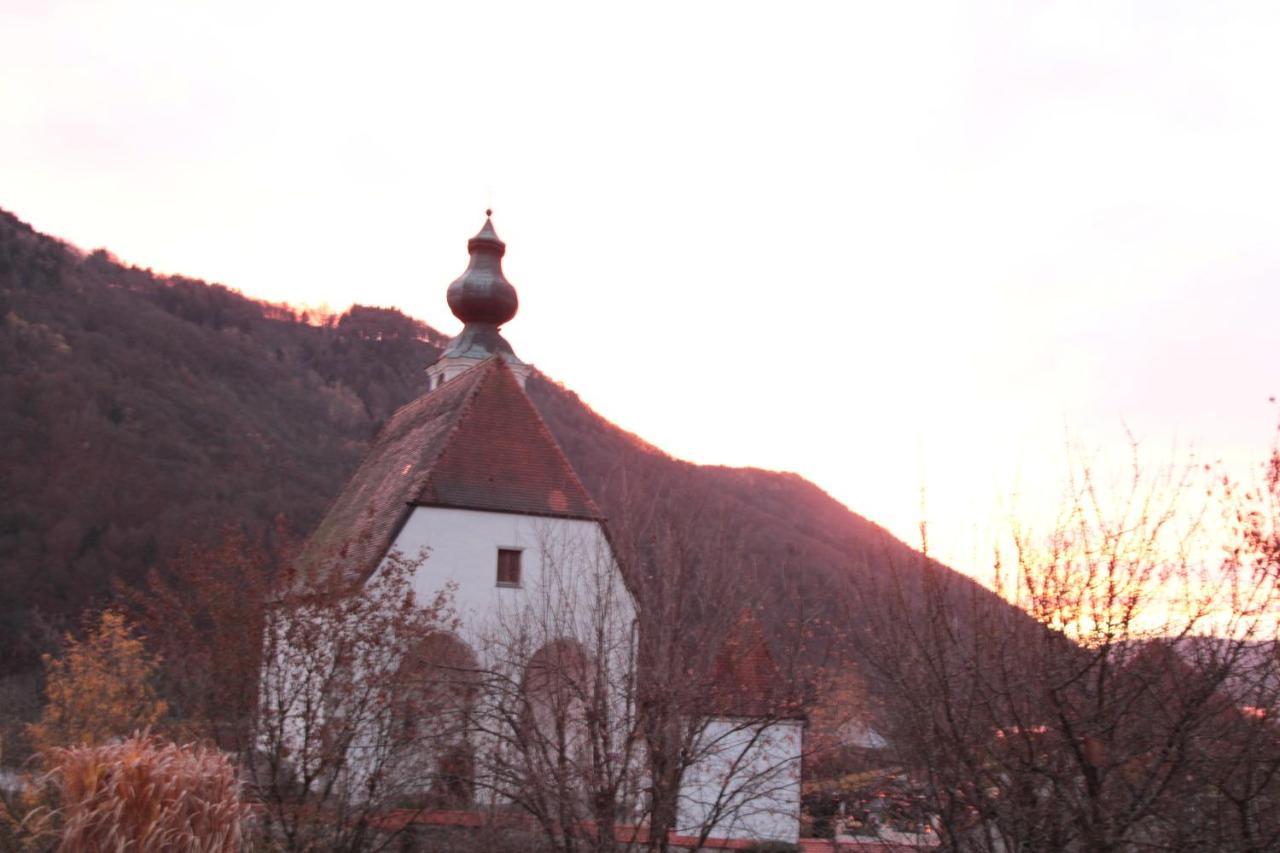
[294,215,803,843]
[678,610,805,845]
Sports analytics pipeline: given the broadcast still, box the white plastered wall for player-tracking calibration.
[677,717,804,844]
[386,504,638,808]
[426,356,530,390]
[382,505,802,844]
[386,505,625,648]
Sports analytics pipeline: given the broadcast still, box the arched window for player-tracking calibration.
[521,639,594,757]
[395,632,480,808]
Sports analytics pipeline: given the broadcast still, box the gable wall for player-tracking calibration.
[388,505,626,645]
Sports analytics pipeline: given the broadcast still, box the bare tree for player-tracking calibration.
[464,525,642,853]
[614,478,818,851]
[248,549,459,853]
[851,445,1280,852]
[462,480,818,852]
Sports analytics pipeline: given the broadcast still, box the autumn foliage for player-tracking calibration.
[27,610,167,756]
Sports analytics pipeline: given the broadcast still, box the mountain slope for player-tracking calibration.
[0,209,443,668]
[0,207,984,674]
[527,375,939,617]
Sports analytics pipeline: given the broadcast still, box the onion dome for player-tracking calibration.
[446,210,518,326]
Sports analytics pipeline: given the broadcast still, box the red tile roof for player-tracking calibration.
[414,362,602,520]
[300,357,602,584]
[707,608,802,719]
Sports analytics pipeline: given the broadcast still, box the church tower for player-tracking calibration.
[425,211,531,390]
[300,213,612,632]
[291,215,801,845]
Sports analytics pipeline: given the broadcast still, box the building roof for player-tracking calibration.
[300,356,603,585]
[707,608,803,719]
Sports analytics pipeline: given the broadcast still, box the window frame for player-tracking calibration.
[495,547,523,588]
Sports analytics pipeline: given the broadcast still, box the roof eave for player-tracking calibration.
[410,499,607,524]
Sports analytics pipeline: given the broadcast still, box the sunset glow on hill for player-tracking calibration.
[4,1,1279,577]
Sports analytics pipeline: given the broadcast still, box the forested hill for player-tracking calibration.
[0,209,448,669]
[0,207,960,673]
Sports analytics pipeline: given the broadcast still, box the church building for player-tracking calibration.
[294,214,803,846]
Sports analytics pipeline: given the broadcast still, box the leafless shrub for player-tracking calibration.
[248,548,459,852]
[851,442,1280,852]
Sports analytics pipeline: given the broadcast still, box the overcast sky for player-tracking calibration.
[4,1,1278,575]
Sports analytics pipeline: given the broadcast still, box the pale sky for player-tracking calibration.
[4,1,1279,576]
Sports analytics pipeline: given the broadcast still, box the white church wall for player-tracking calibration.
[256,566,462,813]
[387,505,627,647]
[387,504,641,814]
[677,717,804,845]
[267,505,632,812]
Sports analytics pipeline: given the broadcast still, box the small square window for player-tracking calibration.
[496,548,522,587]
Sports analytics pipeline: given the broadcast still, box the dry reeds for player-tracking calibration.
[43,732,245,852]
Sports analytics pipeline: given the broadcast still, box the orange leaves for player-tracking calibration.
[28,610,168,756]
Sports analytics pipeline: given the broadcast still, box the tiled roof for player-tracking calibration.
[300,357,602,585]
[707,608,801,719]
[414,362,602,520]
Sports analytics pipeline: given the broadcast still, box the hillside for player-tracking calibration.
[0,207,977,674]
[528,376,912,603]
[0,209,446,669]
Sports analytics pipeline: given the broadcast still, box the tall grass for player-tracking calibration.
[43,733,245,852]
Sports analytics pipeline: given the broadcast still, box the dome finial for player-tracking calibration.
[446,214,517,327]
[427,215,529,390]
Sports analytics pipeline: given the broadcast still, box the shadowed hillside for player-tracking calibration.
[0,209,443,669]
[0,207,996,676]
